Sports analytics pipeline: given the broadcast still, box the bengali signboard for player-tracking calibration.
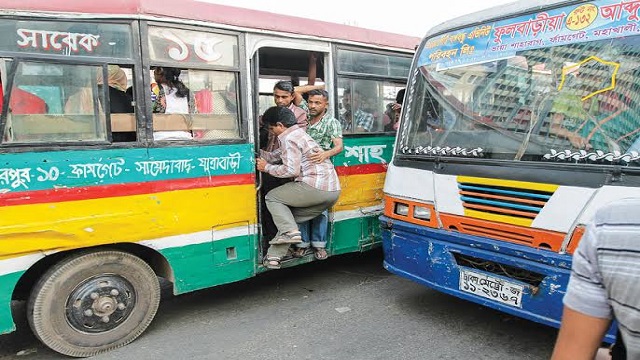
[419,0,640,70]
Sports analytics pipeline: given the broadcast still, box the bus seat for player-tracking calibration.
[9,114,98,141]
[110,113,136,131]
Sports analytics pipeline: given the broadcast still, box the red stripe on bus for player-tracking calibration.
[335,163,387,176]
[0,174,254,207]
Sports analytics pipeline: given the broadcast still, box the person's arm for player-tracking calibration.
[310,137,343,163]
[152,85,166,114]
[259,148,282,164]
[310,119,344,163]
[293,85,324,107]
[551,306,611,360]
[307,52,317,85]
[293,52,321,106]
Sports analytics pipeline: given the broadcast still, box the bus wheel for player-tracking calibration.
[27,251,160,357]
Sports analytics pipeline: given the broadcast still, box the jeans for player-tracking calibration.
[297,209,328,249]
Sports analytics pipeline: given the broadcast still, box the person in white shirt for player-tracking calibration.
[152,67,196,141]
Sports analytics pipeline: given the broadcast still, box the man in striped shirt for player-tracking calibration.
[257,106,341,269]
[551,198,640,360]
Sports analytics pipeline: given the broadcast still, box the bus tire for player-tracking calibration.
[27,250,161,357]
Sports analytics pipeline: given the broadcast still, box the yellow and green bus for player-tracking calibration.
[0,0,418,356]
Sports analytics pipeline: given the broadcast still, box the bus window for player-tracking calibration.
[148,26,241,142]
[151,68,240,141]
[337,78,405,133]
[3,62,108,143]
[336,48,412,134]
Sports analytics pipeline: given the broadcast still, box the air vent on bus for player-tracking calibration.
[458,182,553,220]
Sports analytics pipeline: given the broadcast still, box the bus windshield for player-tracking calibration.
[401,19,640,164]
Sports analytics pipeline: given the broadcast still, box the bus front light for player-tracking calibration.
[394,203,410,216]
[413,206,432,221]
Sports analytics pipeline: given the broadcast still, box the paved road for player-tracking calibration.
[0,249,557,359]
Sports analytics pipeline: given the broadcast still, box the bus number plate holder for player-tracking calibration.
[459,269,524,308]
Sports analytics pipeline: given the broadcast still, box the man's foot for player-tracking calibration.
[292,247,313,258]
[269,231,302,245]
[263,256,281,269]
[314,247,328,260]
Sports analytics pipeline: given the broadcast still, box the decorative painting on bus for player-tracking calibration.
[419,0,640,70]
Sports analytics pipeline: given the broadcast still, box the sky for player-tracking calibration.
[200,0,516,38]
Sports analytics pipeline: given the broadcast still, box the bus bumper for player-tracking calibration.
[380,215,594,332]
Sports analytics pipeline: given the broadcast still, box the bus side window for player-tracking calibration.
[338,78,403,134]
[104,65,136,142]
[4,62,109,143]
[151,67,240,142]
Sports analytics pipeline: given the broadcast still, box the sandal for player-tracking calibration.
[314,247,328,260]
[292,247,313,258]
[263,256,281,269]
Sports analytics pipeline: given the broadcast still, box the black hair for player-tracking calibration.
[307,89,328,99]
[160,67,190,98]
[262,106,297,127]
[274,80,295,93]
[396,89,406,104]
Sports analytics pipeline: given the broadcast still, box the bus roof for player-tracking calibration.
[425,0,576,38]
[0,0,420,51]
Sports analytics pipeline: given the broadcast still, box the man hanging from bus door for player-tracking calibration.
[291,89,343,260]
[256,106,341,269]
[259,80,309,251]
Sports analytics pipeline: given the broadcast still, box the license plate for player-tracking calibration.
[459,269,524,308]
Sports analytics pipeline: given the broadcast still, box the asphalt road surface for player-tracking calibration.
[0,249,557,359]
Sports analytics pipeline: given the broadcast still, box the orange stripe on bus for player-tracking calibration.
[462,202,537,218]
[440,213,566,252]
[458,190,547,206]
[566,225,585,254]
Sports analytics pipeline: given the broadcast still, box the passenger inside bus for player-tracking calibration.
[63,65,136,142]
[0,78,48,115]
[152,66,195,141]
[383,88,405,132]
[340,87,374,133]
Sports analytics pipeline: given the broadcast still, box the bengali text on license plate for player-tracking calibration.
[459,269,524,308]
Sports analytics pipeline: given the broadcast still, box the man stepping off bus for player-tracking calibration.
[256,106,341,269]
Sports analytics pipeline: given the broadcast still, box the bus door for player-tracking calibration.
[246,34,330,258]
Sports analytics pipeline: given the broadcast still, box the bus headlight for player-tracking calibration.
[394,203,410,216]
[413,206,432,221]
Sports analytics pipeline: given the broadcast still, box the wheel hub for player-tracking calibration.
[66,275,137,333]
